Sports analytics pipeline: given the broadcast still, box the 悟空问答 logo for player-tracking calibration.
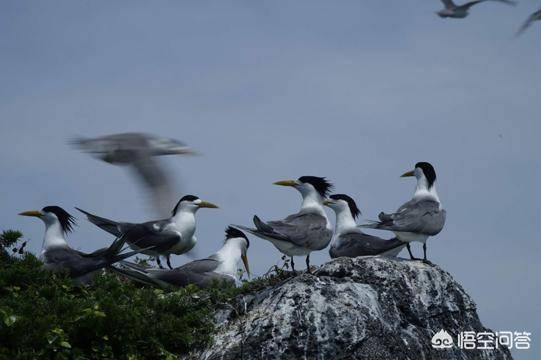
[432,330,454,349]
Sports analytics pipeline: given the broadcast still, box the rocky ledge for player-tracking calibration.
[197,257,512,360]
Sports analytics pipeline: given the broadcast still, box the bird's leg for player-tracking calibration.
[290,256,296,274]
[406,243,419,260]
[306,254,312,274]
[166,255,173,270]
[156,256,164,269]
[422,243,430,264]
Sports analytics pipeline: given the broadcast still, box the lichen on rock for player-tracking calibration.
[197,257,512,360]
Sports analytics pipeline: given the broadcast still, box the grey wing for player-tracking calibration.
[516,10,541,36]
[332,232,405,258]
[378,199,446,235]
[266,212,332,249]
[122,222,181,252]
[176,258,221,273]
[131,156,176,217]
[155,259,231,288]
[441,0,456,9]
[44,248,107,278]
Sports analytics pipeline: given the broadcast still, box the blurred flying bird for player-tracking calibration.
[436,0,516,19]
[324,194,406,258]
[516,8,541,36]
[113,227,250,288]
[234,176,333,273]
[71,132,196,217]
[360,162,446,261]
[19,206,146,283]
[76,195,219,269]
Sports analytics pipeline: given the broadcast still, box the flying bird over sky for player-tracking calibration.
[516,7,541,36]
[436,0,516,19]
[76,195,218,269]
[360,162,446,261]
[113,227,250,288]
[19,206,145,283]
[72,132,196,217]
[234,176,333,273]
[324,194,406,259]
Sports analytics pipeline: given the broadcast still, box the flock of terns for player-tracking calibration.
[435,0,540,36]
[18,133,447,288]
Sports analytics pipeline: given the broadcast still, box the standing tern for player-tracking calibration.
[360,162,446,261]
[19,206,145,283]
[72,132,195,217]
[436,0,515,19]
[76,195,218,269]
[516,8,541,36]
[234,176,333,273]
[324,194,407,258]
[113,227,250,288]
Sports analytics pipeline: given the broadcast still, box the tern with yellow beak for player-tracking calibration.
[19,206,146,283]
[360,162,446,261]
[76,195,219,269]
[234,176,333,272]
[113,227,250,288]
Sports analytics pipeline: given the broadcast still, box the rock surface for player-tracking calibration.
[197,257,512,360]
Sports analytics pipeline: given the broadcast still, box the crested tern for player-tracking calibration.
[76,195,218,269]
[436,0,515,19]
[72,132,195,217]
[113,227,250,288]
[360,162,446,261]
[19,206,145,283]
[234,176,333,273]
[516,8,541,36]
[324,194,406,258]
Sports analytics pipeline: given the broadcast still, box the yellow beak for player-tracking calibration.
[400,170,415,178]
[198,201,219,209]
[19,210,42,217]
[241,254,251,278]
[273,179,297,187]
[323,199,334,206]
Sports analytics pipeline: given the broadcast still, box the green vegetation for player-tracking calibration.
[0,230,293,359]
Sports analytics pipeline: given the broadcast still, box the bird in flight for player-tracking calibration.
[436,0,516,19]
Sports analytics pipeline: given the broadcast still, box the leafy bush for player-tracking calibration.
[0,231,236,359]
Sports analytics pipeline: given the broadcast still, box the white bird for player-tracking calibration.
[516,8,541,36]
[324,194,407,258]
[234,176,333,273]
[76,195,218,269]
[72,132,195,217]
[113,227,250,288]
[19,206,145,283]
[360,162,446,261]
[436,0,515,19]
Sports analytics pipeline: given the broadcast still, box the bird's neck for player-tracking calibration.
[299,190,328,219]
[214,239,243,278]
[42,221,69,251]
[413,178,440,204]
[333,208,358,235]
[171,209,196,239]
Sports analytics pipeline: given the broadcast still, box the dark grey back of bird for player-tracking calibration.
[329,232,405,258]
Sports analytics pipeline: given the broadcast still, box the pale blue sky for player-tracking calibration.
[1,1,539,358]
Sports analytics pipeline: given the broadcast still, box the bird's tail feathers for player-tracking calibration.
[111,264,162,287]
[75,207,122,236]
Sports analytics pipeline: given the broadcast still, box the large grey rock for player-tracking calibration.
[197,257,512,360]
